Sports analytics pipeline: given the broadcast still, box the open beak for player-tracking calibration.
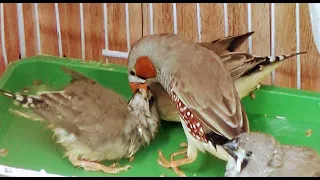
[129,82,148,93]
[223,139,238,160]
[223,140,237,152]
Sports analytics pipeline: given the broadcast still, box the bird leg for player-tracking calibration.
[69,156,131,174]
[157,142,194,177]
[170,142,188,160]
[179,142,188,148]
[8,109,44,122]
[170,147,188,177]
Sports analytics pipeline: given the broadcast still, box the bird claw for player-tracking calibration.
[180,142,188,148]
[101,164,132,174]
[157,149,188,177]
[157,150,172,168]
[249,92,256,100]
[109,163,119,168]
[70,157,131,174]
[129,156,135,162]
[92,163,131,174]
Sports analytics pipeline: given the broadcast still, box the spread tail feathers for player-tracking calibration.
[199,31,254,56]
[212,31,254,52]
[0,89,45,109]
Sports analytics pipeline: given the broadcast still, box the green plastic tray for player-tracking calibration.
[0,55,319,177]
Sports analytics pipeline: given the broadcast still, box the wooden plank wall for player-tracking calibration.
[0,3,319,92]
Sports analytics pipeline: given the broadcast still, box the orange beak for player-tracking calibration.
[129,82,148,93]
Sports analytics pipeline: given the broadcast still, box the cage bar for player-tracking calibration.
[196,3,202,42]
[271,3,276,85]
[0,3,8,66]
[223,3,228,37]
[125,3,131,51]
[103,3,108,51]
[149,3,153,35]
[247,3,252,53]
[296,3,301,89]
[34,3,41,54]
[80,3,85,60]
[102,50,128,59]
[16,3,26,59]
[54,3,62,57]
[172,3,178,34]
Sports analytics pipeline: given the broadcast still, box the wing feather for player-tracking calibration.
[170,44,249,139]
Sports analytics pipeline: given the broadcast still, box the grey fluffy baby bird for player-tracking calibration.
[223,132,320,177]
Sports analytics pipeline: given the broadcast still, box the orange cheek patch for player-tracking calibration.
[135,56,157,79]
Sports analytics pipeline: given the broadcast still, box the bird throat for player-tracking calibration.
[168,88,208,143]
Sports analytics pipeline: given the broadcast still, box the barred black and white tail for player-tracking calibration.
[0,89,45,109]
[255,52,306,66]
[245,51,307,75]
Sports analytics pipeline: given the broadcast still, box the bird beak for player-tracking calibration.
[223,139,239,161]
[223,140,237,152]
[129,82,148,93]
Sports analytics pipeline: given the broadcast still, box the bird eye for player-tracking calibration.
[130,70,136,76]
[246,151,252,157]
[234,137,240,143]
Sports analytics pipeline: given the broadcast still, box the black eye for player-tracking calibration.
[234,137,240,143]
[130,70,136,76]
[246,151,252,157]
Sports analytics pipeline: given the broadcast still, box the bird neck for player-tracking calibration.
[157,68,174,92]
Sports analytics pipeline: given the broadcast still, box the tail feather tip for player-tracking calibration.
[0,89,43,109]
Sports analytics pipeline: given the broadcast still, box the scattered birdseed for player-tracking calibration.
[306,129,312,137]
[250,92,256,100]
[180,142,188,148]
[0,149,8,157]
[275,116,286,120]
[160,174,166,177]
[13,101,20,106]
[129,156,135,162]
[22,87,29,93]
[258,65,264,71]
[256,83,262,90]
[33,80,42,86]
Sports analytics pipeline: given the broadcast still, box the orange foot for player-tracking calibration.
[157,142,195,177]
[69,156,131,174]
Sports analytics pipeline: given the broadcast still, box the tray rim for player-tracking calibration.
[2,55,320,99]
[0,55,320,177]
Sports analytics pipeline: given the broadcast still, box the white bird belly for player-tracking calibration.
[181,120,231,162]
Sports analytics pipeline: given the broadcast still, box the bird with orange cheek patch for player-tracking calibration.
[146,32,305,124]
[127,34,250,177]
